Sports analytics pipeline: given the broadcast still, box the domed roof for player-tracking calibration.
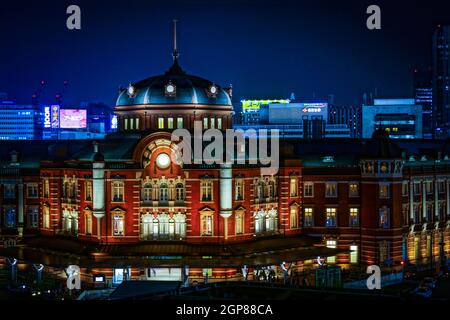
[116,59,232,107]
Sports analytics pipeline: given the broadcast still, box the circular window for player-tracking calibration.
[156,153,171,169]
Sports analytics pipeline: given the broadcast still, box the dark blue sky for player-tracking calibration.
[0,0,449,107]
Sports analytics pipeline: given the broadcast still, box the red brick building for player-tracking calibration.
[0,56,449,278]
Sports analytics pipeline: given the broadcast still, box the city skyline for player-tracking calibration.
[1,0,450,107]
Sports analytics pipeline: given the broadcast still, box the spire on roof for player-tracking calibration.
[172,19,179,61]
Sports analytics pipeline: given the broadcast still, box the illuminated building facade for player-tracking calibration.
[0,30,449,284]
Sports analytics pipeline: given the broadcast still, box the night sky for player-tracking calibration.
[0,0,449,107]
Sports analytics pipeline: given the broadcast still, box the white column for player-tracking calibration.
[93,161,105,240]
[219,164,232,240]
[434,179,439,219]
[446,180,450,217]
[409,180,414,221]
[18,183,24,237]
[422,181,427,220]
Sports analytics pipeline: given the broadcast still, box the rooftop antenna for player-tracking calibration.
[172,19,179,61]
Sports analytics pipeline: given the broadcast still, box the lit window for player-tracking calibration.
[27,183,38,198]
[4,184,15,198]
[326,239,337,248]
[304,182,314,197]
[112,181,124,202]
[113,213,125,236]
[325,208,337,227]
[158,117,164,129]
[159,183,168,202]
[124,118,128,130]
[85,180,93,201]
[167,117,174,129]
[290,178,298,197]
[200,211,213,236]
[203,117,208,129]
[4,207,16,228]
[85,210,92,235]
[290,206,298,228]
[175,183,185,202]
[350,245,358,264]
[379,183,390,199]
[217,118,222,129]
[349,208,359,227]
[304,208,313,227]
[379,206,390,228]
[142,183,152,203]
[235,211,244,234]
[325,183,337,198]
[210,118,215,129]
[43,178,50,198]
[402,182,409,196]
[201,179,213,202]
[43,206,50,229]
[27,206,39,228]
[348,183,359,197]
[135,117,140,130]
[177,117,183,128]
[235,179,244,201]
[130,118,134,130]
[379,240,390,265]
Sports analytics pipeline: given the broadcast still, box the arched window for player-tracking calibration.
[169,218,175,237]
[175,183,185,202]
[85,210,92,235]
[159,183,168,202]
[256,182,264,201]
[254,210,265,234]
[141,214,153,240]
[268,181,276,198]
[142,183,152,203]
[63,181,69,198]
[159,213,170,236]
[266,209,278,232]
[174,213,186,238]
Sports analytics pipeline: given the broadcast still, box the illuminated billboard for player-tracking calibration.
[44,106,51,128]
[241,99,289,113]
[301,103,328,113]
[60,109,87,128]
[51,105,60,128]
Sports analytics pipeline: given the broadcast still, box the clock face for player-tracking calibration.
[166,84,175,93]
[156,153,171,169]
[210,85,217,94]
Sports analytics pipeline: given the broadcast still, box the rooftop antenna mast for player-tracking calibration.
[172,19,179,61]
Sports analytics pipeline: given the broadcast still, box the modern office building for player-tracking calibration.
[413,68,433,139]
[237,99,290,125]
[235,101,351,139]
[432,25,450,138]
[362,99,423,139]
[0,100,42,140]
[329,105,362,138]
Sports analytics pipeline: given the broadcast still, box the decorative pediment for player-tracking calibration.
[199,206,214,213]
